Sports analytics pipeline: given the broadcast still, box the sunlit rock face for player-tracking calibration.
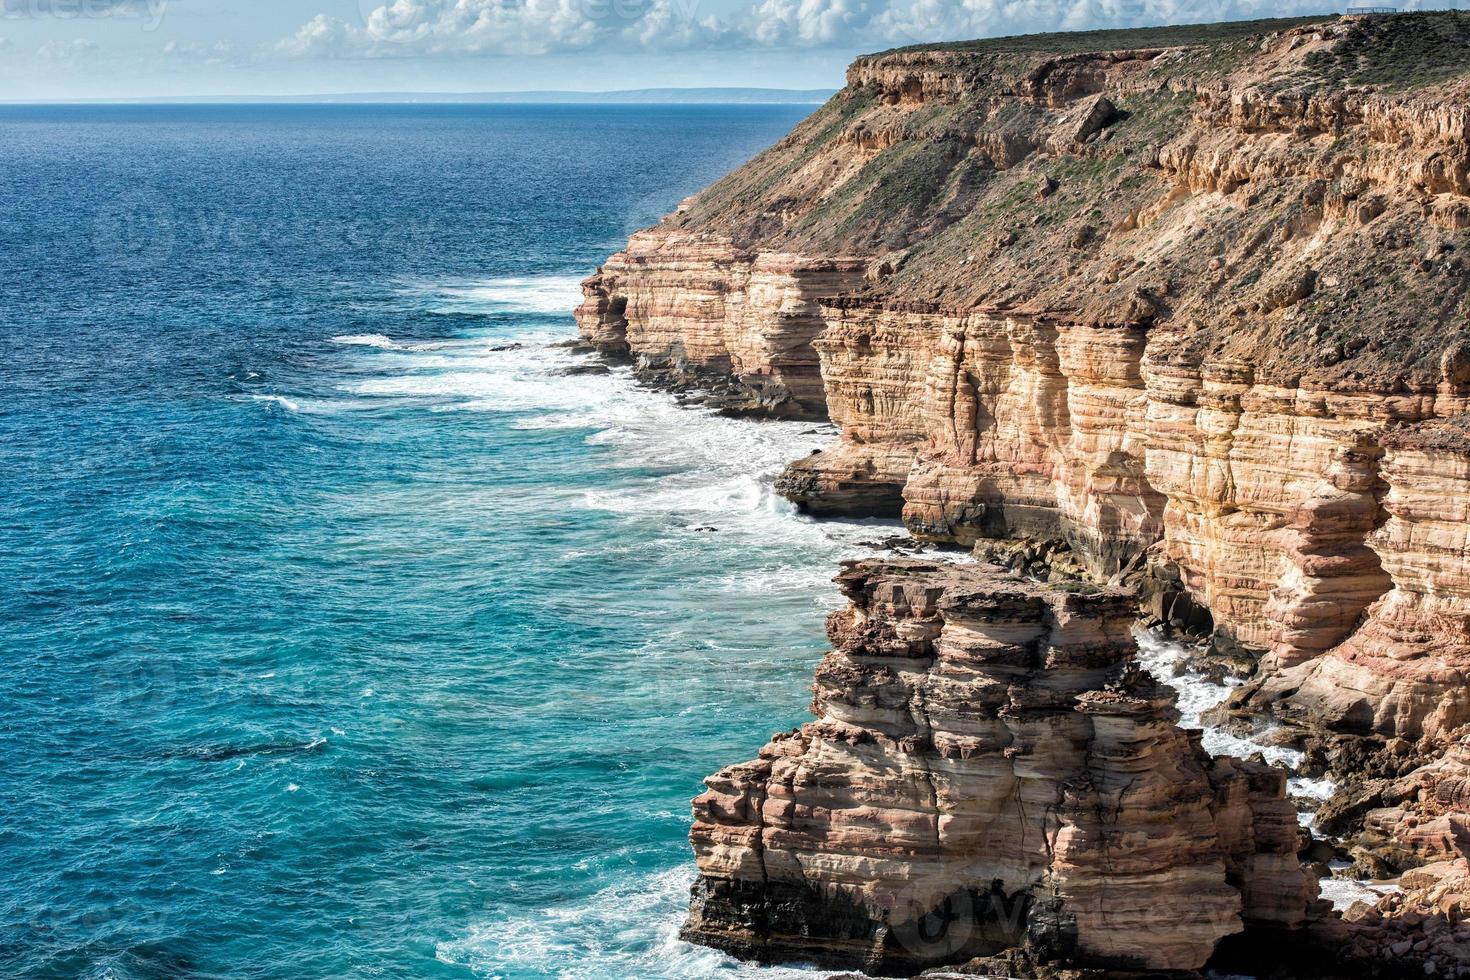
[577,231,866,419]
[1250,422,1470,744]
[581,15,1470,678]
[581,10,1470,955]
[1242,421,1470,870]
[682,560,1316,975]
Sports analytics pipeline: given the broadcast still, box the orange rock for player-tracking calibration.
[682,561,1317,974]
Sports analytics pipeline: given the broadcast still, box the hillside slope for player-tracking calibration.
[578,13,1470,976]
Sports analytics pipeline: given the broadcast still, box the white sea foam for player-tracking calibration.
[1320,875,1402,912]
[330,333,407,350]
[1134,628,1306,771]
[330,279,929,978]
[1134,628,1344,832]
[1290,774,1337,803]
[341,329,594,415]
[437,866,822,979]
[250,394,303,413]
[330,284,900,613]
[245,393,370,416]
[417,275,587,317]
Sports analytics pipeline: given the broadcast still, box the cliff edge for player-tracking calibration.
[578,11,1470,976]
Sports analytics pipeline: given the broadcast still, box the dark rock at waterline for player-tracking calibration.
[857,535,925,552]
[555,363,612,376]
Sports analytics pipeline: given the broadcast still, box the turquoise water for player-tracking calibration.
[0,105,890,979]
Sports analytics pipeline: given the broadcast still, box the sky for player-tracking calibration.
[0,0,1462,100]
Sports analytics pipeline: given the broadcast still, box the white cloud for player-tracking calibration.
[162,38,240,63]
[753,0,1345,49]
[279,0,1465,59]
[279,0,727,58]
[749,0,869,46]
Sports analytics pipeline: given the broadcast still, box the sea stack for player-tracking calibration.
[681,560,1317,974]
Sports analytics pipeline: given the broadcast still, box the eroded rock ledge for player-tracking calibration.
[574,11,1470,977]
[683,560,1318,974]
[578,9,1470,888]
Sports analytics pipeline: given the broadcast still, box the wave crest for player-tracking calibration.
[331,333,407,350]
[420,275,586,317]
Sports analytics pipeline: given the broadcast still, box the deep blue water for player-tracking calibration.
[0,104,887,979]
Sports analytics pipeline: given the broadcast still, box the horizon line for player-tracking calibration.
[0,86,838,107]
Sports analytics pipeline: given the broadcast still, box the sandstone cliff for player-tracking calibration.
[576,10,1470,975]
[683,560,1318,974]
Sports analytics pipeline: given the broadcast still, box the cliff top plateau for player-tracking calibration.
[643,11,1470,392]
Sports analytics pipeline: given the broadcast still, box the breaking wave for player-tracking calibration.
[437,867,821,980]
[413,275,588,317]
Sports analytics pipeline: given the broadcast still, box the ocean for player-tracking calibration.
[0,104,891,979]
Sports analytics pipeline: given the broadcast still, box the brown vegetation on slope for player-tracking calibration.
[578,14,1470,976]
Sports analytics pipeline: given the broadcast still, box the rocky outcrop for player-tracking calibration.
[1248,419,1470,742]
[577,231,866,417]
[575,11,1470,974]
[1315,852,1470,978]
[1359,740,1470,872]
[775,302,962,519]
[683,560,1318,974]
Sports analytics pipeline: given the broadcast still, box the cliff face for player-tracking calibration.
[577,10,1470,973]
[577,231,866,417]
[1252,420,1470,743]
[582,14,1470,741]
[776,305,1164,574]
[683,560,1317,974]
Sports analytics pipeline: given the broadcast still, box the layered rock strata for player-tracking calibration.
[683,560,1317,974]
[578,13,1470,885]
[576,230,866,418]
[1226,418,1470,869]
[1248,420,1470,743]
[580,13,1470,673]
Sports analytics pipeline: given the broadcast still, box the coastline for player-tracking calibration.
[571,13,1470,977]
[571,320,1400,979]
